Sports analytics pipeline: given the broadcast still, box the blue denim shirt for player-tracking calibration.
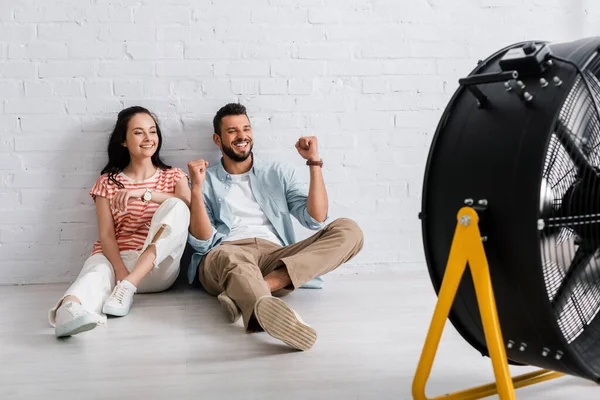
[186,157,327,285]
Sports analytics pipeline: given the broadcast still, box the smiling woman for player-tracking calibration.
[47,106,192,339]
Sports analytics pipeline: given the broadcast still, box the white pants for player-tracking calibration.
[48,198,190,327]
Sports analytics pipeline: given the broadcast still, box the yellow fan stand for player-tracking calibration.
[412,206,564,399]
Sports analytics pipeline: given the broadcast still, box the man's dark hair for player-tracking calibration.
[213,103,248,136]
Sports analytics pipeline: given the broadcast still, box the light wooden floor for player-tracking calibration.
[1,270,599,400]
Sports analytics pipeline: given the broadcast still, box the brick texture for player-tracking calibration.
[0,0,583,284]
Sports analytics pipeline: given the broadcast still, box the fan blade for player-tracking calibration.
[551,245,597,314]
[568,72,600,159]
[554,119,597,178]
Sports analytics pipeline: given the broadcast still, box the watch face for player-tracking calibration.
[143,191,151,201]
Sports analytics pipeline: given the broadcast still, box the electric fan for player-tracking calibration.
[418,36,600,388]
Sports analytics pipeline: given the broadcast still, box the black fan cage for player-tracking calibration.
[421,37,600,382]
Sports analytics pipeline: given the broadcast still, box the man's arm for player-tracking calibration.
[291,135,329,225]
[188,160,214,241]
[190,186,214,240]
[306,162,328,223]
[297,136,328,222]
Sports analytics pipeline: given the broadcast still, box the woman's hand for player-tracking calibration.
[112,188,146,212]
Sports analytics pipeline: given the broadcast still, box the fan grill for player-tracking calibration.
[541,68,600,344]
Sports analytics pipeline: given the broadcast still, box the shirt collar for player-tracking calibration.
[215,153,261,181]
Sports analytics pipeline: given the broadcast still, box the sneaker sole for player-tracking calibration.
[102,304,130,317]
[55,315,98,338]
[254,297,317,351]
[218,293,241,323]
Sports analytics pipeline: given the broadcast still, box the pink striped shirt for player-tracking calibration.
[89,167,188,256]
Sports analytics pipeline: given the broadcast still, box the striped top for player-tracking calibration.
[89,167,188,256]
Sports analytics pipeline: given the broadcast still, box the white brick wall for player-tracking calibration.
[0,0,589,284]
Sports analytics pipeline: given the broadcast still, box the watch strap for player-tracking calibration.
[306,159,323,167]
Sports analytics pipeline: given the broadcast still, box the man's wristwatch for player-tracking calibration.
[306,159,323,167]
[141,189,152,203]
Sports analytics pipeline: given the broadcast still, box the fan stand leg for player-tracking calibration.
[412,206,564,400]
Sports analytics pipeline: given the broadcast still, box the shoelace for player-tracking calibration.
[65,303,85,318]
[110,284,129,305]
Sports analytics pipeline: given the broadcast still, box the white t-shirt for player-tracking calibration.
[222,171,283,245]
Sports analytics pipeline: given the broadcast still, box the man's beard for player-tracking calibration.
[222,140,253,162]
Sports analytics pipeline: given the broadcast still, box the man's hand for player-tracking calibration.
[188,159,209,187]
[295,136,320,161]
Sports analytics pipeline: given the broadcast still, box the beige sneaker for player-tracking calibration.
[55,302,100,338]
[218,292,241,323]
[254,296,317,351]
[102,280,136,317]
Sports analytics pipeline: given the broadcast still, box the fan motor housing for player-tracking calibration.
[421,37,600,382]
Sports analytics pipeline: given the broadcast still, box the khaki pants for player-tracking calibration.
[199,218,364,330]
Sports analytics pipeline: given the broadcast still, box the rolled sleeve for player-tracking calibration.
[186,227,217,255]
[186,228,220,284]
[300,206,327,230]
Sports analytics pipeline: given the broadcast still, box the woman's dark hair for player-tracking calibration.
[100,106,171,188]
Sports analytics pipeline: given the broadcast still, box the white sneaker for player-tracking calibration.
[55,301,100,338]
[254,296,317,351]
[102,280,137,317]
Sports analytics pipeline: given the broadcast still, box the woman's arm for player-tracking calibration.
[112,180,191,211]
[153,178,191,207]
[95,196,129,282]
